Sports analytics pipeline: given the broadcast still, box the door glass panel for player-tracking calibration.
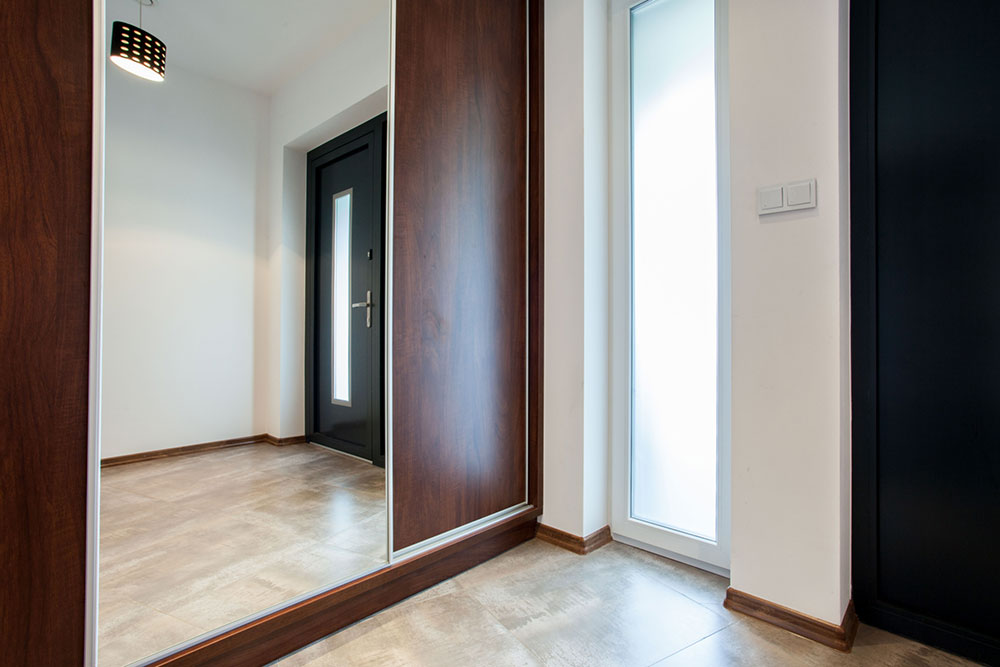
[630,0,718,541]
[332,189,352,405]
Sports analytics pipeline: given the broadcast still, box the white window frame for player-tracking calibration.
[609,0,732,575]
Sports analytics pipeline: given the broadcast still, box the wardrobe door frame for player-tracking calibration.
[10,0,544,665]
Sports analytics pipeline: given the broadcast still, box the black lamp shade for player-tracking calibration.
[110,21,166,82]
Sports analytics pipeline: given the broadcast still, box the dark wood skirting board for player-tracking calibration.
[264,434,309,447]
[0,0,93,663]
[536,524,612,555]
[149,509,540,666]
[100,434,309,467]
[724,588,859,652]
[101,434,267,467]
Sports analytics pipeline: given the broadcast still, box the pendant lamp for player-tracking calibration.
[109,0,166,82]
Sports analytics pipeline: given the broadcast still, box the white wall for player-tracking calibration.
[727,0,851,625]
[542,0,610,538]
[262,6,390,438]
[544,0,851,626]
[102,63,268,457]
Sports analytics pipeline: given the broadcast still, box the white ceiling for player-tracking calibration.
[106,0,389,94]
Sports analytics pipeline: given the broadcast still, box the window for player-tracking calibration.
[331,190,352,405]
[611,0,730,572]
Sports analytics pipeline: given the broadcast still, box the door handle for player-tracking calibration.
[351,290,373,328]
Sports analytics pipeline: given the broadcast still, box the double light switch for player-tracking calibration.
[757,178,817,215]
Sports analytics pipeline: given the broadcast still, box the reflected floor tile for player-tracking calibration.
[245,542,385,595]
[99,443,386,666]
[98,592,202,667]
[237,485,385,543]
[325,511,388,561]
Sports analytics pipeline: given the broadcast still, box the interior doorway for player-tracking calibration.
[306,113,387,466]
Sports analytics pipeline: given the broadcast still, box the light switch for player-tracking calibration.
[757,178,817,216]
[757,185,784,214]
[786,179,816,209]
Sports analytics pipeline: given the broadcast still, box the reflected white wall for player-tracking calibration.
[102,63,268,457]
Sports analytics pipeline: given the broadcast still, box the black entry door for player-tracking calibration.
[306,114,386,466]
[852,1,1000,662]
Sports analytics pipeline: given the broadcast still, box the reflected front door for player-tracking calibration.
[306,114,386,465]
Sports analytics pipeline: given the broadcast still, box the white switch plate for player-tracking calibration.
[757,178,817,216]
[786,179,816,210]
[757,185,784,213]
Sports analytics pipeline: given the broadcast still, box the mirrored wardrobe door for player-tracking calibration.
[96,1,392,664]
[4,0,542,664]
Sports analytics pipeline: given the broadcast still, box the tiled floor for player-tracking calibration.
[98,443,387,667]
[276,540,975,667]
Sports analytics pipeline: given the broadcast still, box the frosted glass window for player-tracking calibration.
[630,0,718,541]
[331,190,352,405]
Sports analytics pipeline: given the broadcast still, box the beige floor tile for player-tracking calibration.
[275,538,974,667]
[454,542,730,666]
[614,543,730,605]
[278,592,542,667]
[654,617,979,666]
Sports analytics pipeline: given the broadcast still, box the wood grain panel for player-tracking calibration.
[392,0,529,549]
[0,0,93,663]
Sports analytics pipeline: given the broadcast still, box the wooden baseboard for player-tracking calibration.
[100,434,309,467]
[149,508,541,666]
[100,435,268,467]
[536,524,612,555]
[724,588,859,652]
[264,434,308,447]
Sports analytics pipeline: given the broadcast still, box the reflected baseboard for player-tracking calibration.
[100,433,307,467]
[264,434,308,447]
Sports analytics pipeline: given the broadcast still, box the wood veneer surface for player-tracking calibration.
[0,0,93,663]
[391,0,529,550]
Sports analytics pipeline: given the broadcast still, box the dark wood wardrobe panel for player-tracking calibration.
[392,0,529,549]
[0,0,93,663]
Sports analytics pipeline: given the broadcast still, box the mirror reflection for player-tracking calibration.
[98,0,391,664]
